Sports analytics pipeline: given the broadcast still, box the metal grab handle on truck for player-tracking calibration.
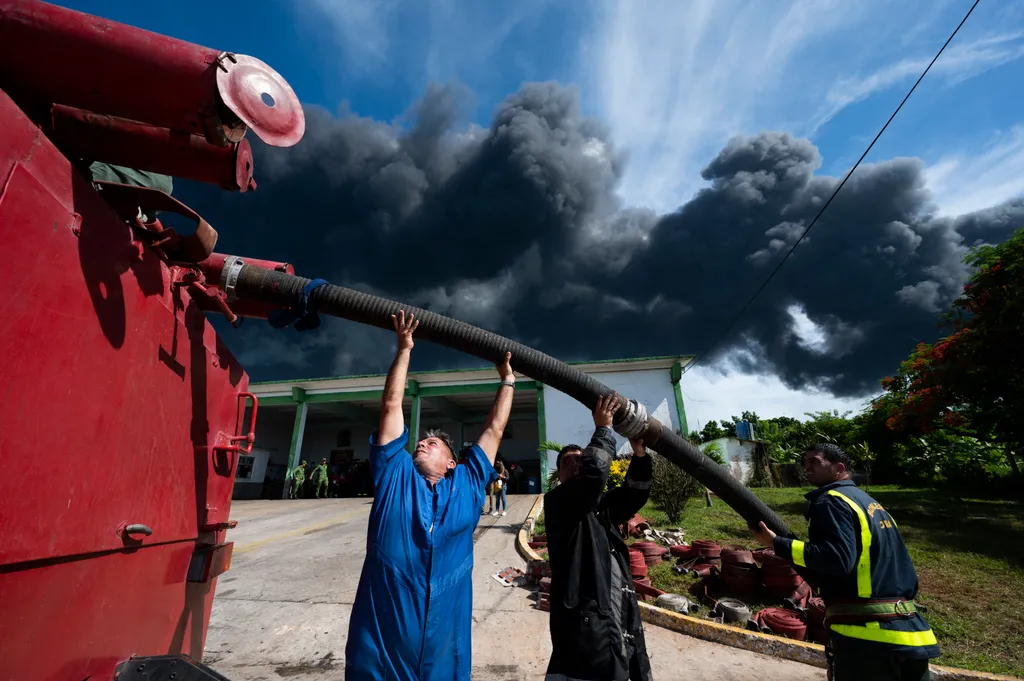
[214,392,258,455]
[123,524,153,536]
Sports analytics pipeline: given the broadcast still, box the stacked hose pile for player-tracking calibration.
[628,547,648,581]
[230,264,795,539]
[632,541,666,567]
[673,539,722,576]
[752,608,807,641]
[719,545,760,596]
[690,540,722,566]
[806,597,827,643]
[668,544,692,558]
[756,548,806,597]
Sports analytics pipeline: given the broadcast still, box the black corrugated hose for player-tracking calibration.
[232,264,794,538]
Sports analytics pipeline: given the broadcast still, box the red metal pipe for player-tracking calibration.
[193,253,295,319]
[0,0,304,147]
[200,252,294,279]
[49,105,255,192]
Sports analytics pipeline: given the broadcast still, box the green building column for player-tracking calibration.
[284,386,308,499]
[406,379,421,453]
[670,361,689,436]
[537,384,549,491]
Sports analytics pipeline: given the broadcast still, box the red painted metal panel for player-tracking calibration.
[0,541,220,681]
[0,87,74,210]
[0,80,249,671]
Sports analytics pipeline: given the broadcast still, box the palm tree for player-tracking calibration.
[538,441,563,490]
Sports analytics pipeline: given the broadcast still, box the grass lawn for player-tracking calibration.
[629,486,1024,677]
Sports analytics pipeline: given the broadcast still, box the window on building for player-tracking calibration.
[236,455,255,480]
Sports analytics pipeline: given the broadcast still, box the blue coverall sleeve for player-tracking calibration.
[774,497,858,576]
[369,427,409,488]
[456,443,498,489]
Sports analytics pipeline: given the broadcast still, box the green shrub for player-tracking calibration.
[649,452,698,524]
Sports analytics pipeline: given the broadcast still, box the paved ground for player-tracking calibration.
[204,496,824,680]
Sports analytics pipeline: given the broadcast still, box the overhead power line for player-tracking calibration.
[683,0,982,375]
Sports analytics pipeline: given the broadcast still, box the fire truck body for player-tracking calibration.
[0,2,305,678]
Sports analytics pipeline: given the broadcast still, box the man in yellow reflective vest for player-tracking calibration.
[752,443,940,681]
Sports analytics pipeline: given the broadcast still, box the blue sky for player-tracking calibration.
[61,0,1024,427]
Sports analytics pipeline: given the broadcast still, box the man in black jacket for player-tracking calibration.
[543,395,654,681]
[752,443,940,681]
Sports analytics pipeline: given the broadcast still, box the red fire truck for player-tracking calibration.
[0,1,305,678]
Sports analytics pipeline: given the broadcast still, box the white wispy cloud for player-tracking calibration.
[419,0,553,85]
[585,0,1024,214]
[925,126,1024,217]
[303,0,397,69]
[812,32,1024,132]
[584,0,873,213]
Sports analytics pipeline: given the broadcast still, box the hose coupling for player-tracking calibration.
[614,398,649,440]
[221,255,245,301]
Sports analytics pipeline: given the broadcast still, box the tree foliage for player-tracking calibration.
[539,440,563,490]
[649,451,697,524]
[874,227,1024,478]
[698,420,728,442]
[649,435,728,523]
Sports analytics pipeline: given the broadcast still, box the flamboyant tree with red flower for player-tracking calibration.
[873,227,1024,477]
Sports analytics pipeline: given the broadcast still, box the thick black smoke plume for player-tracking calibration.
[178,82,1023,396]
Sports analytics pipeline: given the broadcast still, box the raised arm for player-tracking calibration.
[600,437,653,525]
[475,352,516,464]
[378,311,417,445]
[545,396,620,524]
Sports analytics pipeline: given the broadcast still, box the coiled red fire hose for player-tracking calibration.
[691,540,722,558]
[721,545,755,564]
[628,547,648,578]
[755,608,808,641]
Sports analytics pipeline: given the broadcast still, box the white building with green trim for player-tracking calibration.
[233,355,693,500]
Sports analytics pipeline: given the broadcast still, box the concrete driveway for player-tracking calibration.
[204,496,824,680]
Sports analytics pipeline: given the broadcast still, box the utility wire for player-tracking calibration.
[683,0,982,375]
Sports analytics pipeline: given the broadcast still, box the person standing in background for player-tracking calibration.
[289,461,307,499]
[492,457,509,517]
[313,458,329,499]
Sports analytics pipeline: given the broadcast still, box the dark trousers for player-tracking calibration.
[829,639,931,681]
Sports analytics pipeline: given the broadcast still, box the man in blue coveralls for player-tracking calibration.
[752,443,940,681]
[345,310,515,681]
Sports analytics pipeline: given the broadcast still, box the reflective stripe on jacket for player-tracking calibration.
[774,480,940,658]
